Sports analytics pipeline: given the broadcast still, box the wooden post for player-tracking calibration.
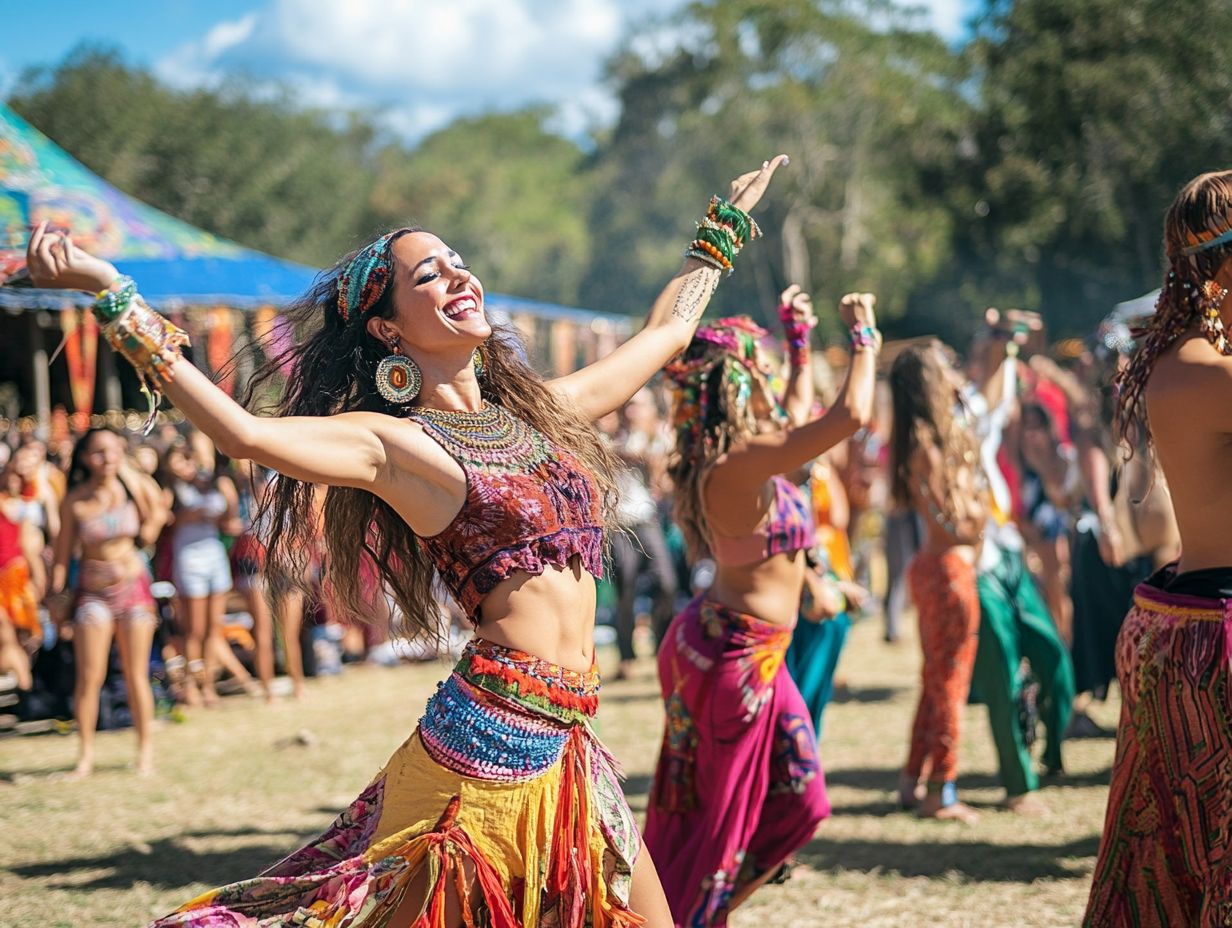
[28,311,50,439]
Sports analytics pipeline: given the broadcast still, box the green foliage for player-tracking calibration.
[963,0,1232,334]
[582,0,970,338]
[7,0,1229,344]
[8,46,377,267]
[365,110,592,304]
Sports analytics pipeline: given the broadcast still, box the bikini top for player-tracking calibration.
[708,475,815,568]
[78,497,141,547]
[409,402,605,622]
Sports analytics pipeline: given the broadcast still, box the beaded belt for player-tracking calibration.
[418,639,601,782]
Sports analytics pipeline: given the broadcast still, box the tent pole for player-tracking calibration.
[98,343,122,411]
[28,311,50,439]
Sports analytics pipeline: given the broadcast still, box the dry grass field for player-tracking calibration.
[1,614,1117,927]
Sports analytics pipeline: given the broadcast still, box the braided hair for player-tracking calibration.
[1118,171,1232,451]
[666,316,782,558]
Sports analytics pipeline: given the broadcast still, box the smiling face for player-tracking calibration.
[368,232,491,359]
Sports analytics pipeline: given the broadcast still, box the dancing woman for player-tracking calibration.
[1084,171,1232,927]
[25,155,786,928]
[888,343,985,822]
[645,291,879,926]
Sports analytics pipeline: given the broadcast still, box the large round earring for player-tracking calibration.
[376,349,421,404]
[472,346,486,381]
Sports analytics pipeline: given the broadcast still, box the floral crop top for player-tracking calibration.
[409,402,605,621]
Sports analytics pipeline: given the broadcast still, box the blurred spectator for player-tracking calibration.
[51,428,165,776]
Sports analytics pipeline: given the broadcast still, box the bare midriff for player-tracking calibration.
[475,557,599,673]
[707,551,808,627]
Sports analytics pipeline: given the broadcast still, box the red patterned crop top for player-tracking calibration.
[408,402,605,621]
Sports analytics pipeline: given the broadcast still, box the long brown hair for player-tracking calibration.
[888,341,977,507]
[1118,170,1232,450]
[241,236,621,647]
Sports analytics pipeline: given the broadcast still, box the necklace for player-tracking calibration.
[410,401,552,472]
[1198,280,1232,355]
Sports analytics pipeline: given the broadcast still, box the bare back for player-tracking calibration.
[1144,329,1232,572]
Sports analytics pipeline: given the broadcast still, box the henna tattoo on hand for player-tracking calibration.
[671,267,721,323]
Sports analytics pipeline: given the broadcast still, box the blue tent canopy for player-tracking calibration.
[0,103,624,327]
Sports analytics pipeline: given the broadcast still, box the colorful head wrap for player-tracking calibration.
[336,228,417,324]
[666,316,780,450]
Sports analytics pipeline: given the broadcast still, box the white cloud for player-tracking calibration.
[155,0,975,142]
[919,0,973,41]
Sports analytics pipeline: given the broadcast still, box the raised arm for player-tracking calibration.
[778,284,817,426]
[708,293,879,495]
[549,156,789,421]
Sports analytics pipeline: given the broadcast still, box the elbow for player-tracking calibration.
[217,415,258,462]
[841,398,873,433]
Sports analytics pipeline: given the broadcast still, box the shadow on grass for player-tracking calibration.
[796,832,1101,882]
[824,764,1112,794]
[6,826,312,892]
[832,685,907,705]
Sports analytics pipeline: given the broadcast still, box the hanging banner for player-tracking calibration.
[207,306,236,396]
[61,305,97,423]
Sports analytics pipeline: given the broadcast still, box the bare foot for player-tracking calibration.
[136,746,154,777]
[919,801,980,824]
[66,759,93,780]
[1003,793,1048,815]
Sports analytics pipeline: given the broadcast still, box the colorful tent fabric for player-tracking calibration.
[0,103,631,327]
[0,103,319,306]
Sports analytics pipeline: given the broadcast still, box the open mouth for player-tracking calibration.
[443,296,480,320]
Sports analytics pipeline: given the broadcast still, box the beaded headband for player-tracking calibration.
[336,228,416,323]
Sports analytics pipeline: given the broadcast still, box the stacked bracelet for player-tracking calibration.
[779,301,816,367]
[92,275,190,433]
[849,324,881,352]
[685,195,762,275]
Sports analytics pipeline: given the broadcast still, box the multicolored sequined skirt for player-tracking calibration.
[150,639,644,928]
[1084,583,1232,927]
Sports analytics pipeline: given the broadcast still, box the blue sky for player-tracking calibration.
[2,0,977,143]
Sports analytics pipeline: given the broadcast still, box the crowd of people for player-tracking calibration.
[1,423,462,777]
[9,162,1229,927]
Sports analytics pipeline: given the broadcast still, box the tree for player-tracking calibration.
[365,109,593,305]
[582,0,970,339]
[963,0,1232,335]
[8,46,379,266]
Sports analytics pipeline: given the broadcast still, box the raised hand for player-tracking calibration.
[729,155,790,214]
[25,222,119,293]
[779,284,817,331]
[838,292,877,329]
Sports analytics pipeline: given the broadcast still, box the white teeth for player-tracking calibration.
[445,298,476,318]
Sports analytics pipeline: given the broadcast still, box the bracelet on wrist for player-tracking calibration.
[848,324,881,351]
[778,301,816,351]
[91,275,191,434]
[683,195,760,277]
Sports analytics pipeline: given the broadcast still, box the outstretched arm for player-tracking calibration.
[549,156,789,421]
[24,224,427,493]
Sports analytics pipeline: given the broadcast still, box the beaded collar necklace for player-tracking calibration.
[409,401,552,473]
